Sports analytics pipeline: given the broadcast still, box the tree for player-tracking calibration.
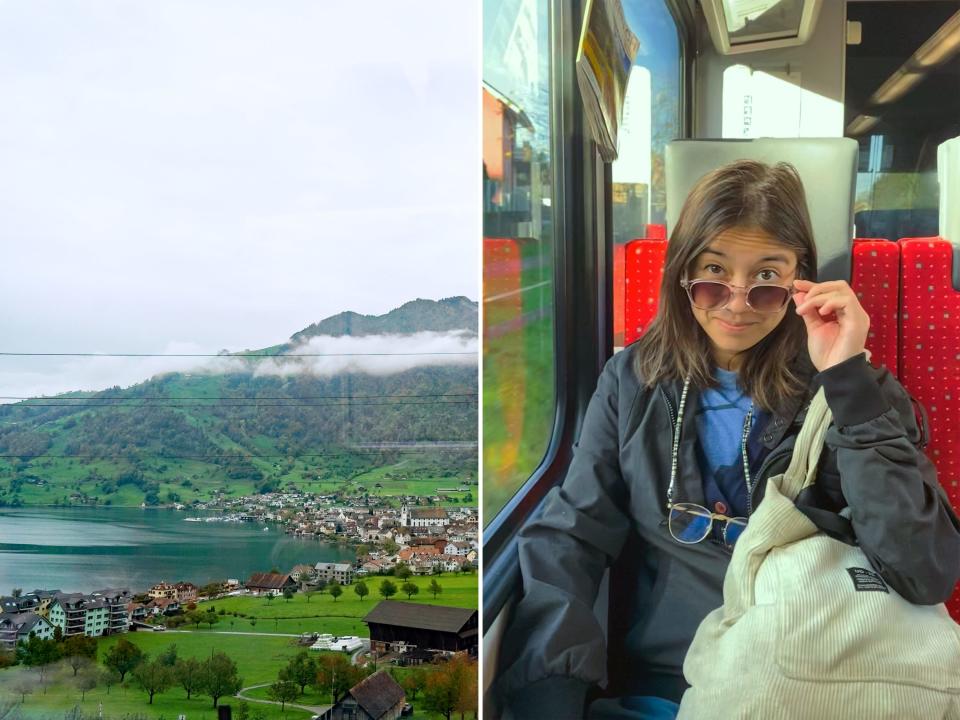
[187,610,204,629]
[354,581,369,602]
[132,658,174,705]
[99,667,120,695]
[265,593,276,606]
[429,579,443,599]
[460,561,473,575]
[315,578,328,594]
[104,638,145,683]
[16,635,62,667]
[283,587,295,602]
[156,643,178,667]
[204,609,220,630]
[11,588,22,598]
[62,635,97,675]
[13,678,33,704]
[329,582,343,602]
[401,582,419,600]
[175,657,203,699]
[400,667,426,700]
[267,679,299,710]
[379,579,397,600]
[314,653,363,704]
[383,538,399,555]
[280,651,316,695]
[76,671,97,701]
[304,590,316,604]
[395,563,412,580]
[236,700,252,720]
[68,655,94,678]
[423,655,477,720]
[250,618,258,630]
[199,650,243,708]
[356,543,369,559]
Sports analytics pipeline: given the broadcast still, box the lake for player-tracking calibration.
[0,507,354,594]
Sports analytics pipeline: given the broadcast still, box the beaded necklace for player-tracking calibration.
[666,376,756,514]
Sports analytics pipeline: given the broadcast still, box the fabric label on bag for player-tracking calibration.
[846,567,890,593]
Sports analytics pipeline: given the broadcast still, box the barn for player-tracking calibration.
[362,600,477,655]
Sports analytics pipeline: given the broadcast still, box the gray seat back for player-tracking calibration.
[665,138,858,281]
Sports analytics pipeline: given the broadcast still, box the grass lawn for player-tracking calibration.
[184,573,478,637]
[6,682,313,720]
[1,633,313,720]
[97,632,305,686]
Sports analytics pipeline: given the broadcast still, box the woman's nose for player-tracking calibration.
[724,286,750,312]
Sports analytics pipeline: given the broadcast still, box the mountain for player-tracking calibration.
[0,299,477,508]
[289,296,477,344]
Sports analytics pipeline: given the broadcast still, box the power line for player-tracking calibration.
[0,400,476,409]
[0,393,477,401]
[0,351,475,358]
[0,448,477,460]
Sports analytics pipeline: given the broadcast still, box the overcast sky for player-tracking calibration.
[0,1,479,397]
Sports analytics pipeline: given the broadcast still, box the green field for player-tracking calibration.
[188,573,478,637]
[2,633,314,720]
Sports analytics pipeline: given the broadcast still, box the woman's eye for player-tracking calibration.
[704,264,723,275]
[756,269,778,281]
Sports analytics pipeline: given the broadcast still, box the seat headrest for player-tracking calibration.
[937,136,960,290]
[666,138,858,281]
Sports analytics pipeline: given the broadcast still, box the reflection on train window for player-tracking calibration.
[845,1,960,241]
[482,0,555,526]
[612,0,682,346]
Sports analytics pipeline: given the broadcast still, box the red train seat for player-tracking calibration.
[852,239,899,376]
[898,237,960,617]
[624,239,667,345]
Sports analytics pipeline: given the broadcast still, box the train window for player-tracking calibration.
[612,0,683,346]
[844,2,960,241]
[482,0,556,525]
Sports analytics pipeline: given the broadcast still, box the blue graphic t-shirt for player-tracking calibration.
[694,368,769,520]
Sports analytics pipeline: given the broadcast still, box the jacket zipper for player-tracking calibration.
[660,386,676,428]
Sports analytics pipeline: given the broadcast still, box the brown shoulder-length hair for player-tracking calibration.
[632,160,817,413]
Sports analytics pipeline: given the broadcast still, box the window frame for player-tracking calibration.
[482,0,692,630]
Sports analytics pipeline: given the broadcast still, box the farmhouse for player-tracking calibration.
[363,600,477,655]
[317,670,405,720]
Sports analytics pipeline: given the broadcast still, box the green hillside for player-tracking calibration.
[289,296,476,344]
[0,299,477,508]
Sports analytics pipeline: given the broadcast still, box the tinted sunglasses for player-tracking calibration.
[680,278,796,313]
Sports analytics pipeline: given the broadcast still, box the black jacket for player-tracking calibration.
[497,349,960,718]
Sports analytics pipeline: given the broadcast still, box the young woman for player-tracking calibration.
[495,160,960,720]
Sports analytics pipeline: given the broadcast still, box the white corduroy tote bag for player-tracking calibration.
[678,388,960,720]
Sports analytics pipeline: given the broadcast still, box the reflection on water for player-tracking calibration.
[0,507,353,593]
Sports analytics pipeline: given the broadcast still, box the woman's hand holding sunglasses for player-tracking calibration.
[792,279,870,372]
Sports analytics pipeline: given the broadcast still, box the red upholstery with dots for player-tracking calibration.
[614,243,626,346]
[615,227,668,345]
[851,239,899,376]
[646,224,667,240]
[897,237,960,618]
[624,239,667,345]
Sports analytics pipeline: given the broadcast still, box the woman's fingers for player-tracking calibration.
[794,290,845,316]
